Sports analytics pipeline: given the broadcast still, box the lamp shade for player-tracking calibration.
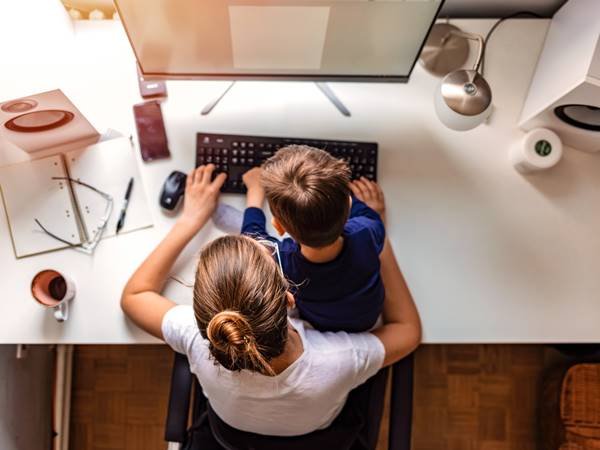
[434,69,492,131]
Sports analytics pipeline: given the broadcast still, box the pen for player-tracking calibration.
[116,177,134,234]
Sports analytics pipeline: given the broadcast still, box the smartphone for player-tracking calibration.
[133,101,170,162]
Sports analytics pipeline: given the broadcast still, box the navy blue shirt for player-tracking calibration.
[241,198,385,332]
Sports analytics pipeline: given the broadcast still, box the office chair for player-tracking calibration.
[164,352,415,450]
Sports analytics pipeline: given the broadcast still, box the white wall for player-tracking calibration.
[441,0,567,17]
[0,346,53,450]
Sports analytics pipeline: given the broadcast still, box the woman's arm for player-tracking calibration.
[120,165,226,339]
[371,239,422,366]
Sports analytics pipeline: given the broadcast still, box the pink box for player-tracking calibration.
[0,89,100,154]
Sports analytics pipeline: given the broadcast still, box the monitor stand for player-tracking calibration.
[200,82,351,117]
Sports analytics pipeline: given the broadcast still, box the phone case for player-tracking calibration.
[133,101,170,161]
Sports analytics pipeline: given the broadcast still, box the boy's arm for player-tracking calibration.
[241,167,274,240]
[349,178,386,253]
[350,177,386,224]
[350,197,383,223]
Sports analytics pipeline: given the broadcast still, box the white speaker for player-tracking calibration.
[519,0,600,152]
[0,89,99,155]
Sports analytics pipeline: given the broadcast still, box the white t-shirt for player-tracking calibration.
[161,305,385,436]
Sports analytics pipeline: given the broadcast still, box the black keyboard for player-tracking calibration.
[196,133,378,193]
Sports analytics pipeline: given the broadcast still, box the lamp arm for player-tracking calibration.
[441,30,484,72]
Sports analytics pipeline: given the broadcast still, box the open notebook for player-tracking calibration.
[0,137,153,258]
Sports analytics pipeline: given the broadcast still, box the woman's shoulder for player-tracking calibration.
[162,304,207,356]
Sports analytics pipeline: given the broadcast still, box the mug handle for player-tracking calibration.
[53,301,69,322]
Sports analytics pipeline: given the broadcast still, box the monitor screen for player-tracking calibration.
[115,0,444,82]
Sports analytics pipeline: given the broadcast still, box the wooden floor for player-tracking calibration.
[70,344,554,450]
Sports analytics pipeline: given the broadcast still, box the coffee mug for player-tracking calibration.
[31,269,76,322]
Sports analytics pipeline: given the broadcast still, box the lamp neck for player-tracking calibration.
[442,30,484,72]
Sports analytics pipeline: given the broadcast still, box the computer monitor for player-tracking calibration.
[115,0,444,82]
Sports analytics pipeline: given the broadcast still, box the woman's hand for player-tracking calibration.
[178,164,227,234]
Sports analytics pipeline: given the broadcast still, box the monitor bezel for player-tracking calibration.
[115,0,445,83]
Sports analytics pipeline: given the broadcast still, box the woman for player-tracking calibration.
[121,164,421,436]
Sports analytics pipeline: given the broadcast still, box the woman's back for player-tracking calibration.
[163,305,384,436]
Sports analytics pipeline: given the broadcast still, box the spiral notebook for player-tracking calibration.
[0,137,153,258]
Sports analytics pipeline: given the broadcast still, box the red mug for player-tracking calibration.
[31,270,76,322]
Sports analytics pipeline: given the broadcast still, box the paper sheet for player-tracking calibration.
[212,203,243,234]
[0,155,82,258]
[65,137,153,239]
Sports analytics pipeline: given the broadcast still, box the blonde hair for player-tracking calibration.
[261,145,351,248]
[193,235,289,376]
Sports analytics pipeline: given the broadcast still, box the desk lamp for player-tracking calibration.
[420,23,492,131]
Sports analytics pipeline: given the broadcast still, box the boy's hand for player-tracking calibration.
[350,177,386,224]
[242,167,265,208]
[178,164,227,233]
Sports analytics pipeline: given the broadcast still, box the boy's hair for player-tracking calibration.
[261,145,351,248]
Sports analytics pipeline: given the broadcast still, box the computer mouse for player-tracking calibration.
[160,170,187,210]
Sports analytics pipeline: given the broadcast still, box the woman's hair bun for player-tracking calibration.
[206,310,252,352]
[206,309,275,376]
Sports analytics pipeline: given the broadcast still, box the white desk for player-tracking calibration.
[1,19,600,344]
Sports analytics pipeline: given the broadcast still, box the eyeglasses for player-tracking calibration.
[169,238,284,288]
[256,239,283,275]
[34,177,113,254]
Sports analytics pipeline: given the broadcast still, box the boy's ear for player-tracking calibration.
[286,291,296,309]
[271,217,286,236]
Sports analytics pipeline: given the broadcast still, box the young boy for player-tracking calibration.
[241,145,386,332]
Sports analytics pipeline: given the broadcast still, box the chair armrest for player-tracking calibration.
[164,352,194,443]
[388,353,415,450]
